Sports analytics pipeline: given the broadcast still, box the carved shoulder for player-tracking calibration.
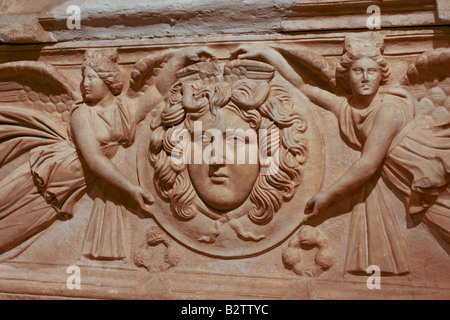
[369,102,406,141]
[69,105,94,143]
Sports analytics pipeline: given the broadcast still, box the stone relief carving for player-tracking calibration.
[282,225,335,278]
[136,56,325,259]
[0,32,447,284]
[133,226,180,272]
[234,32,450,275]
[0,46,216,261]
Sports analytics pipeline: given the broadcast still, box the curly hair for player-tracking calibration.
[336,49,390,94]
[82,49,123,96]
[149,61,308,225]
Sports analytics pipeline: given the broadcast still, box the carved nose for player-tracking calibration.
[208,142,225,166]
[209,148,221,165]
[362,72,369,81]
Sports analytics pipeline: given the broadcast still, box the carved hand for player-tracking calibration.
[129,185,154,215]
[304,192,333,218]
[171,47,216,69]
[231,44,307,89]
[155,47,216,96]
[231,44,280,64]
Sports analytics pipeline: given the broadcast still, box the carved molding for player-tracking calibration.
[1,0,449,44]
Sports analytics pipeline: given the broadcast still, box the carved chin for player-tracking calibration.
[187,161,260,213]
[359,88,376,95]
[190,178,255,212]
[200,188,249,212]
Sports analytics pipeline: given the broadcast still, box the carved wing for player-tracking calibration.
[400,48,450,121]
[128,50,176,96]
[0,61,80,166]
[275,47,336,91]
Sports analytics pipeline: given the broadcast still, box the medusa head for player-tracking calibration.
[148,59,308,242]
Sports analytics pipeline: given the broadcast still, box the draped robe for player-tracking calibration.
[0,98,136,260]
[338,90,450,274]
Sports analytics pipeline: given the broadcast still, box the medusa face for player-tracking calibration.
[187,107,260,212]
[140,58,322,258]
[149,59,308,229]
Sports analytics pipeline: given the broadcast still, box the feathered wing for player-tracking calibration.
[0,61,81,257]
[0,107,68,166]
[390,48,450,242]
[400,48,450,122]
[0,61,81,167]
[128,50,176,97]
[275,46,336,92]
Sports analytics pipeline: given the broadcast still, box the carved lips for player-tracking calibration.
[209,170,229,183]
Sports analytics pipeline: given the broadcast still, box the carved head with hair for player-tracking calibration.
[336,34,390,95]
[81,49,123,98]
[149,59,308,226]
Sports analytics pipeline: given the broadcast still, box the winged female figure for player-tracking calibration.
[234,34,449,274]
[0,47,214,260]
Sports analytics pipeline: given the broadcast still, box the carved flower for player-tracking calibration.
[282,225,335,278]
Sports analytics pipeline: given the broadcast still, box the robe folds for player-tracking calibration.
[0,98,136,260]
[338,91,450,274]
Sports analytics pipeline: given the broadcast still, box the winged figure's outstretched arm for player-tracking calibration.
[232,44,343,117]
[127,47,217,124]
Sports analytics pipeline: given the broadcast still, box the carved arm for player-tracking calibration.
[305,103,405,216]
[130,47,216,124]
[233,45,342,117]
[70,107,153,213]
